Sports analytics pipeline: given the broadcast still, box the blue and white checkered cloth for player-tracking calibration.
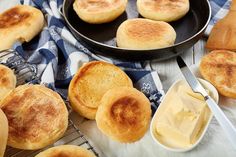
[13,0,164,113]
[206,0,231,35]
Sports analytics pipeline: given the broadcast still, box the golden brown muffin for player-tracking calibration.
[137,0,189,22]
[96,87,151,143]
[116,18,176,50]
[68,61,133,119]
[0,5,44,51]
[0,84,68,150]
[73,0,127,24]
[35,145,96,157]
[0,109,8,157]
[200,50,236,98]
[0,64,16,104]
[205,0,236,51]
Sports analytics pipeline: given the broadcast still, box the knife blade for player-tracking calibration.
[176,56,236,148]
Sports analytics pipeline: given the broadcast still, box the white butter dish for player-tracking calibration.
[150,78,219,152]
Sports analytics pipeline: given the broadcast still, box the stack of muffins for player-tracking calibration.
[68,61,152,143]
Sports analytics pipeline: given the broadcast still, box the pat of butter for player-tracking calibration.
[155,84,208,147]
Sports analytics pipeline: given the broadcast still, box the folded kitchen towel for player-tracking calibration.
[12,0,164,113]
[205,0,231,35]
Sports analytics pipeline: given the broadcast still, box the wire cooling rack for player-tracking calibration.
[0,49,38,85]
[0,49,99,157]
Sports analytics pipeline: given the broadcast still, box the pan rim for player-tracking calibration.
[62,0,212,52]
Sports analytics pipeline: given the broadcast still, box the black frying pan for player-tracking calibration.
[63,0,211,61]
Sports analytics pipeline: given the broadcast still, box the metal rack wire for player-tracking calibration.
[0,49,38,85]
[1,49,99,157]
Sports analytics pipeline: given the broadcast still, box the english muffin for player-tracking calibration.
[0,109,8,157]
[35,145,96,157]
[116,18,176,50]
[68,61,133,119]
[200,50,236,99]
[0,84,68,150]
[0,5,44,51]
[137,0,190,22]
[73,0,127,24]
[0,64,16,104]
[96,87,151,143]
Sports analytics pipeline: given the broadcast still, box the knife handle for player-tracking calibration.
[205,96,236,148]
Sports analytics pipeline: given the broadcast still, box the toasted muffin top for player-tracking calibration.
[0,7,30,29]
[0,64,16,103]
[0,5,41,30]
[1,84,68,150]
[110,96,141,127]
[0,5,44,51]
[96,87,151,143]
[0,64,16,90]
[137,0,189,22]
[200,50,236,98]
[69,61,132,109]
[74,0,125,12]
[122,19,171,41]
[140,0,189,12]
[116,18,176,49]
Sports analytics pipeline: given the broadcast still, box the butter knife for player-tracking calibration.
[176,56,236,148]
